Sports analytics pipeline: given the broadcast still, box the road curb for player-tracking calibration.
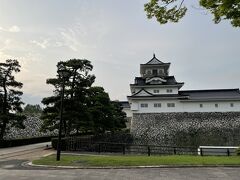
[26,161,240,169]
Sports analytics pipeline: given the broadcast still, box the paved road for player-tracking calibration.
[0,166,240,180]
[0,143,240,180]
[0,142,50,156]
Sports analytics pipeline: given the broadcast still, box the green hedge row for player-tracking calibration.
[0,136,55,148]
[51,132,133,150]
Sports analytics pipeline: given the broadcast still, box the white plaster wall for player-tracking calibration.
[147,87,179,95]
[131,87,179,95]
[182,101,240,112]
[130,99,240,113]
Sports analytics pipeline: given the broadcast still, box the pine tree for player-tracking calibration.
[0,59,26,140]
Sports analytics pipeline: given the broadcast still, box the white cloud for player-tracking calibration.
[60,30,80,51]
[30,39,49,49]
[9,25,21,32]
[0,25,21,33]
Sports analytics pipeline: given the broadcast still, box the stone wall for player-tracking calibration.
[131,112,240,146]
[4,115,56,140]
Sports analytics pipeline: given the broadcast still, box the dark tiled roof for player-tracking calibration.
[131,76,184,86]
[118,101,130,108]
[127,94,188,99]
[179,89,240,100]
[145,54,163,64]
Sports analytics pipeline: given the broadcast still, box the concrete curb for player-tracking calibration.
[26,162,240,169]
[25,152,240,169]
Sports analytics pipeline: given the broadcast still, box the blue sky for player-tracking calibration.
[0,0,240,105]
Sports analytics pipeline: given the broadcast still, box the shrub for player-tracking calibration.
[236,147,240,155]
[51,137,67,150]
[51,132,133,151]
[0,136,54,148]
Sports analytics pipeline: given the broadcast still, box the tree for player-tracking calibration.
[41,59,126,136]
[41,59,95,135]
[88,87,126,134]
[23,104,42,115]
[144,0,240,27]
[0,59,26,140]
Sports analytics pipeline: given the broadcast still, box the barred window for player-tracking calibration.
[140,103,148,108]
[167,89,173,93]
[153,89,159,93]
[167,103,175,107]
[154,103,161,108]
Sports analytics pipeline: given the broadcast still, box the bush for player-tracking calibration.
[51,132,133,151]
[0,136,54,148]
[236,147,240,155]
[51,137,67,150]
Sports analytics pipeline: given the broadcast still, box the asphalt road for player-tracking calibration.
[0,143,240,180]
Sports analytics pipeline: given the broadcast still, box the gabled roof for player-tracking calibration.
[145,54,163,64]
[118,101,130,108]
[132,88,153,96]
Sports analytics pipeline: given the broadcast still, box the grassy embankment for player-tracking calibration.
[33,154,240,167]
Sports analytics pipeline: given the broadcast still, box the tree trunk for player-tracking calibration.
[0,121,6,140]
[0,79,8,140]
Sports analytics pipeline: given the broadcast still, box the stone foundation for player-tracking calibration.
[4,115,56,140]
[131,112,240,146]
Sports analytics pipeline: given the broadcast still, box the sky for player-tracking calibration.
[0,0,240,105]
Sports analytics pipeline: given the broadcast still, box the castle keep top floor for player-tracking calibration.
[140,54,170,78]
[131,54,184,95]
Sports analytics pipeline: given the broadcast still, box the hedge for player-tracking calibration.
[51,132,133,150]
[0,136,55,148]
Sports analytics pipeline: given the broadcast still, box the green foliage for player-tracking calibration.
[236,147,240,155]
[145,0,187,24]
[41,59,126,136]
[23,104,42,115]
[145,0,240,27]
[200,0,240,27]
[0,59,26,140]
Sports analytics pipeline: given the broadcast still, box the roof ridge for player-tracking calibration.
[180,88,239,92]
[145,54,163,64]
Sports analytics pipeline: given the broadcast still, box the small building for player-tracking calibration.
[126,55,240,146]
[118,101,132,129]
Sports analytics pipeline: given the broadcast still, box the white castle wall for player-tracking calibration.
[130,100,240,113]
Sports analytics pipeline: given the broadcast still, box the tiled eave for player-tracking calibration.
[130,83,184,88]
[127,95,189,100]
[179,98,240,102]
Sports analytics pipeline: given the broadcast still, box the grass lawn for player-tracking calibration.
[32,154,240,167]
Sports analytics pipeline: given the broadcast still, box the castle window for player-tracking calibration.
[154,103,161,108]
[146,70,151,75]
[152,69,158,75]
[140,103,148,108]
[200,104,203,108]
[167,89,173,93]
[153,89,159,93]
[230,103,234,107]
[215,104,218,108]
[159,69,164,74]
[167,103,175,107]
